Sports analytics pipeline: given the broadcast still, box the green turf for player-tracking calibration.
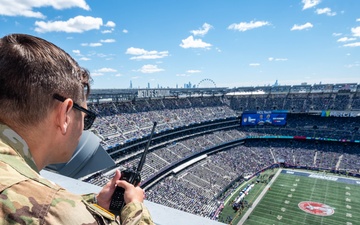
[218,169,278,224]
[242,171,360,225]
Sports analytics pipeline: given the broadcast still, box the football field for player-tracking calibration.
[242,170,360,225]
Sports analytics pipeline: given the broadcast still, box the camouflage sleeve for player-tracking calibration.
[120,202,154,225]
[82,192,97,204]
[45,189,120,225]
[0,169,120,224]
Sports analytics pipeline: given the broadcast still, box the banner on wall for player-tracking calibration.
[321,110,358,117]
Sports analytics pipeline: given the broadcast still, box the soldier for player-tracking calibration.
[0,33,154,224]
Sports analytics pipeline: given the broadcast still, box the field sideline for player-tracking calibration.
[241,169,360,225]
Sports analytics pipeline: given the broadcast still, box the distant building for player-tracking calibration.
[184,82,192,88]
[273,80,279,86]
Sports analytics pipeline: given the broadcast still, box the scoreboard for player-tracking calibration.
[241,110,288,126]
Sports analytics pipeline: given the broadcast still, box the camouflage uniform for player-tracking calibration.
[0,124,154,225]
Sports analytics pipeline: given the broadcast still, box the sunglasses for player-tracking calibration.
[53,94,96,130]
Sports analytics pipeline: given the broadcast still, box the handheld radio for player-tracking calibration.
[109,121,157,213]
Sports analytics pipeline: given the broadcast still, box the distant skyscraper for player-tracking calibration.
[273,80,278,86]
[148,82,150,89]
[130,80,133,89]
[184,82,192,88]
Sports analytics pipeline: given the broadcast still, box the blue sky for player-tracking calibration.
[0,0,359,89]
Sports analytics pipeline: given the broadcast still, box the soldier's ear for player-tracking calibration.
[56,99,74,135]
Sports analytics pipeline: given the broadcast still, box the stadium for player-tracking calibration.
[47,83,360,225]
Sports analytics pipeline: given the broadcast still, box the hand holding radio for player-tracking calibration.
[109,122,157,213]
[115,177,144,203]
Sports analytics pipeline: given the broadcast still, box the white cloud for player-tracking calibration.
[115,74,122,77]
[101,29,114,34]
[100,39,116,43]
[344,62,360,68]
[0,0,89,18]
[268,57,288,61]
[187,70,201,73]
[337,37,356,42]
[91,73,104,77]
[302,0,321,10]
[72,49,81,55]
[176,74,190,77]
[96,68,117,73]
[332,32,342,36]
[191,23,213,36]
[123,29,128,33]
[79,57,91,61]
[343,42,360,47]
[138,64,164,73]
[179,36,212,49]
[351,26,360,37]
[126,47,169,60]
[105,21,116,27]
[316,7,336,16]
[81,43,102,47]
[35,16,103,33]
[291,22,313,31]
[227,20,270,32]
[249,63,260,67]
[357,18,360,22]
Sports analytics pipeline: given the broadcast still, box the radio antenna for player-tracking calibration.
[136,121,157,172]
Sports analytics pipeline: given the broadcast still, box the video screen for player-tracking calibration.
[241,110,287,126]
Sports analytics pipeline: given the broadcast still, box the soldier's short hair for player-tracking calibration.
[0,33,91,127]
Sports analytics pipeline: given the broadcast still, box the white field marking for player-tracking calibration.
[291,188,295,192]
[346,205,352,209]
[281,207,286,212]
[346,186,351,190]
[284,200,290,204]
[346,213,352,218]
[293,183,298,187]
[346,192,351,196]
[346,222,353,225]
[288,194,292,198]
[296,179,300,182]
[346,198,351,202]
[237,169,283,225]
[277,215,282,220]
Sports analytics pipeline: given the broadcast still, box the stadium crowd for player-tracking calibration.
[145,138,359,218]
[85,127,360,219]
[82,92,360,219]
[88,96,237,149]
[88,92,359,150]
[229,92,359,111]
